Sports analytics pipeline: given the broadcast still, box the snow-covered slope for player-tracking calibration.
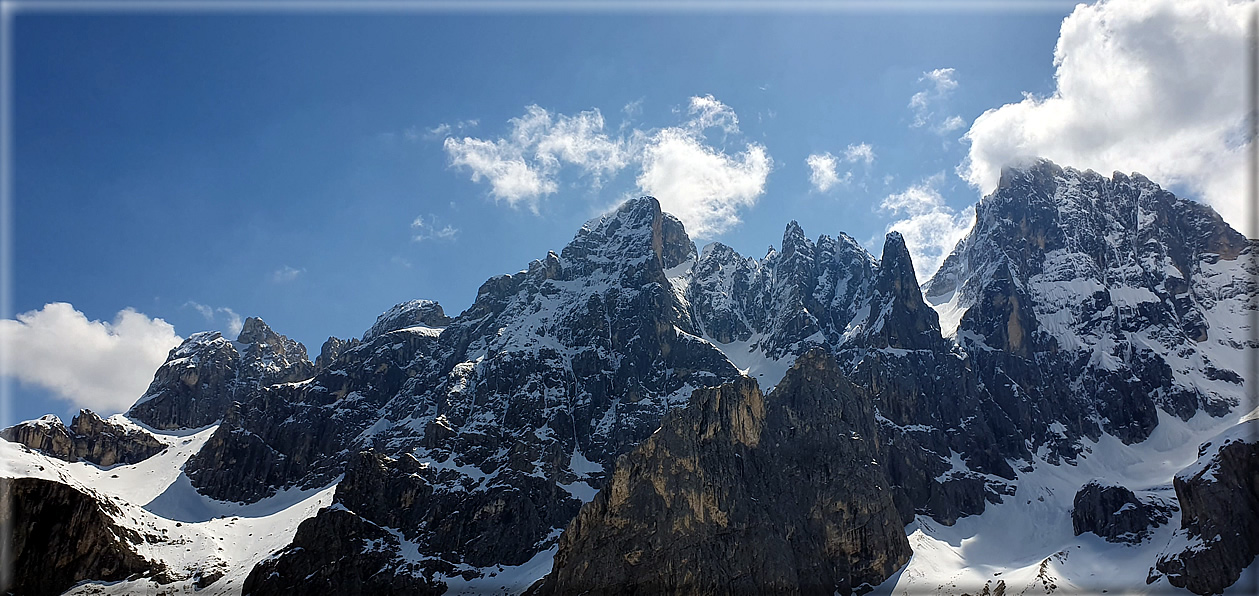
[1,418,336,595]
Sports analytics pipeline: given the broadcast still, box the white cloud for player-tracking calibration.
[442,106,628,210]
[881,174,974,280]
[443,95,773,238]
[272,265,304,283]
[0,303,182,416]
[184,301,243,338]
[807,143,875,193]
[638,128,772,237]
[685,94,740,135]
[961,0,1252,235]
[843,143,876,166]
[910,67,964,134]
[806,152,842,192]
[412,214,459,242]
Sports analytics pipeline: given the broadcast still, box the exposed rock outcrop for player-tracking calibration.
[0,477,164,596]
[0,409,164,467]
[1152,420,1258,595]
[242,507,442,596]
[538,350,911,596]
[128,318,315,430]
[1071,480,1173,543]
[362,299,451,342]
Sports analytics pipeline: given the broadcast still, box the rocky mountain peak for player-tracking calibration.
[995,157,1064,192]
[861,231,943,350]
[362,300,451,342]
[237,316,281,345]
[563,196,696,274]
[780,220,811,258]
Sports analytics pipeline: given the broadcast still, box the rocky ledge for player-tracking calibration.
[0,409,165,467]
[1071,480,1174,543]
[1151,419,1258,595]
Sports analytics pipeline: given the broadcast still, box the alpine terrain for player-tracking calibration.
[2,159,1256,595]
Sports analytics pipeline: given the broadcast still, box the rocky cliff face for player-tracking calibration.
[0,410,164,467]
[127,318,316,430]
[1071,480,1174,543]
[0,477,166,596]
[242,506,442,596]
[1152,419,1259,595]
[539,350,910,596]
[926,161,1254,446]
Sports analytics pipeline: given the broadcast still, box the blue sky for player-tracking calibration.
[6,1,1250,425]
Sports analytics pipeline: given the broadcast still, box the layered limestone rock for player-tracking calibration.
[0,477,165,596]
[1152,420,1258,594]
[0,410,164,467]
[538,350,910,596]
[1071,480,1173,543]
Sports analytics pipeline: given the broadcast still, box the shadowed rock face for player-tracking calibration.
[0,409,164,467]
[1071,480,1174,543]
[127,318,315,431]
[1153,420,1259,595]
[242,507,442,596]
[0,477,165,596]
[538,350,910,596]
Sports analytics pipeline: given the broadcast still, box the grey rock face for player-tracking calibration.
[857,232,947,351]
[1152,420,1258,595]
[314,335,360,371]
[241,507,442,596]
[193,197,743,579]
[362,299,451,342]
[236,317,316,389]
[687,224,878,359]
[1071,480,1173,543]
[1,410,165,467]
[0,477,167,596]
[539,350,911,596]
[127,332,243,430]
[127,318,316,430]
[926,160,1254,447]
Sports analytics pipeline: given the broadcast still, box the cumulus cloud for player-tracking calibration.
[412,214,459,242]
[637,129,772,237]
[441,95,773,238]
[1,303,182,415]
[910,68,964,134]
[881,174,974,280]
[807,143,876,192]
[843,143,876,166]
[272,265,304,283]
[441,107,628,210]
[806,152,844,192]
[961,0,1252,235]
[185,301,243,338]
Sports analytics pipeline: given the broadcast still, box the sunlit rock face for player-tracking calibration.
[1,409,164,467]
[539,350,910,596]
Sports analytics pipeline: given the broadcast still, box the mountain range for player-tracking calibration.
[2,159,1256,595]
